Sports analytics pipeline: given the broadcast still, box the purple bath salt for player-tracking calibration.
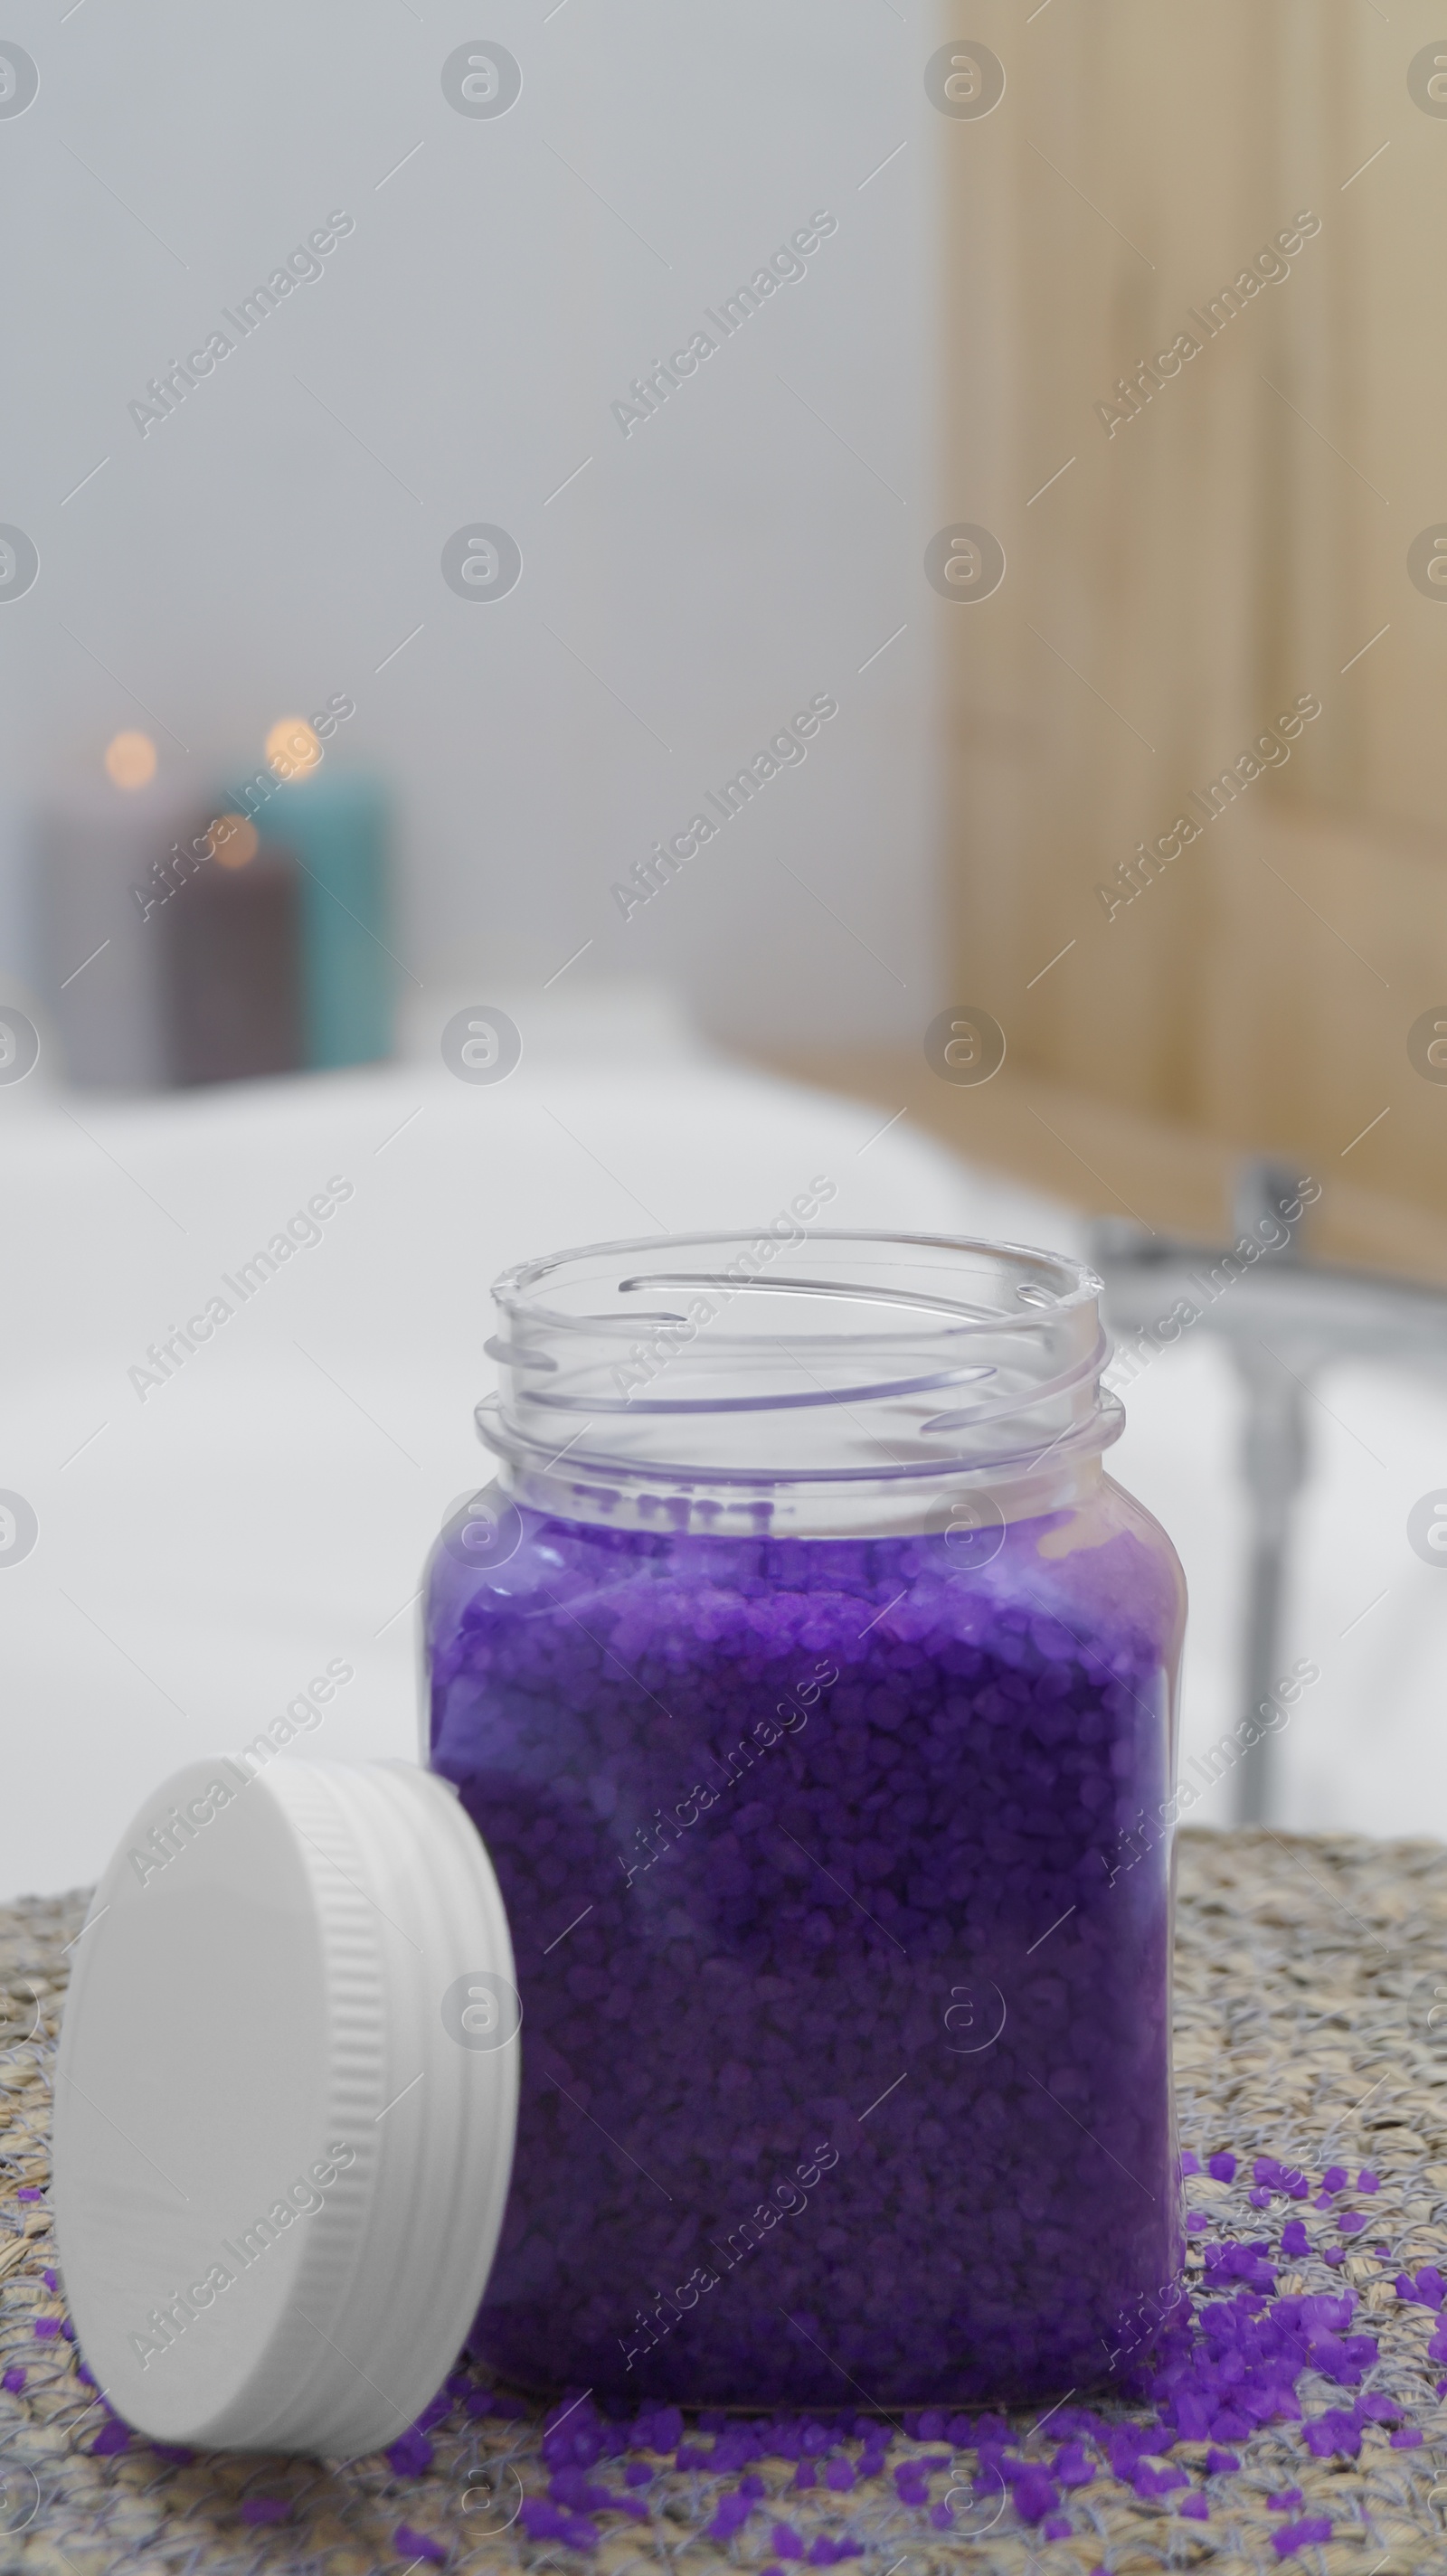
[1273,2517,1332,2557]
[386,2429,434,2478]
[430,1496,1184,2407]
[392,2530,446,2566]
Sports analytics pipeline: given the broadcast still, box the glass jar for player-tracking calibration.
[427,1229,1187,2411]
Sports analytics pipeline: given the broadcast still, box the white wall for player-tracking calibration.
[0,0,944,1051]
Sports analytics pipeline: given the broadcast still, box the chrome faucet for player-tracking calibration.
[1088,1161,1447,1824]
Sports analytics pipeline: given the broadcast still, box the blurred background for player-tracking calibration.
[1,0,1444,1896]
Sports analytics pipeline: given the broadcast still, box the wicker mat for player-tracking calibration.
[4,1829,1447,2576]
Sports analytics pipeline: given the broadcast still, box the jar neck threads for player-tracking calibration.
[478,1231,1121,1538]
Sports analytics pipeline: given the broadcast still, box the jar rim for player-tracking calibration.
[491,1229,1103,1339]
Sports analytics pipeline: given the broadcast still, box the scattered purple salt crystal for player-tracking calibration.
[705,2492,753,2541]
[1042,2513,1073,2540]
[1054,2443,1094,2487]
[543,2416,607,2472]
[1417,2266,1445,2307]
[1011,2469,1059,2524]
[1338,2212,1365,2235]
[1281,2218,1310,2259]
[60,2320,74,2341]
[549,2469,616,2513]
[90,2420,129,2456]
[1254,2155,1310,2195]
[792,2462,817,2490]
[1266,2489,1303,2510]
[1357,2169,1379,2194]
[42,2269,56,2291]
[1179,2495,1209,2520]
[1249,2187,1272,2208]
[15,2188,41,2203]
[637,2404,683,2451]
[1104,2430,1152,2477]
[624,2462,652,2486]
[1186,2213,1209,2233]
[1203,2448,1239,2474]
[711,2430,761,2475]
[386,2428,434,2478]
[1358,2394,1398,2421]
[239,2499,290,2525]
[1180,2149,1202,2178]
[1207,2152,1237,2183]
[32,2317,59,2339]
[1131,2461,1187,2498]
[1,2366,24,2393]
[520,2499,600,2550]
[1391,2428,1423,2448]
[771,2524,805,2560]
[392,2527,445,2565]
[1273,2517,1332,2556]
[823,2459,855,2492]
[926,2503,953,2531]
[1302,2407,1363,2458]
[464,2387,494,2419]
[1320,2166,1348,2194]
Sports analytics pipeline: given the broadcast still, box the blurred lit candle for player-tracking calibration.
[160,821,305,1087]
[220,719,393,1072]
[33,739,213,1089]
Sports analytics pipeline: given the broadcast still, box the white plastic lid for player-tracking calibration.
[52,1756,519,2458]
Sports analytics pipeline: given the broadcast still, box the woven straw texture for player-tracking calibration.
[3,1828,1447,2576]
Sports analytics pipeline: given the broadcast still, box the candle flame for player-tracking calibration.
[209,815,260,870]
[265,717,323,781]
[105,731,157,790]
